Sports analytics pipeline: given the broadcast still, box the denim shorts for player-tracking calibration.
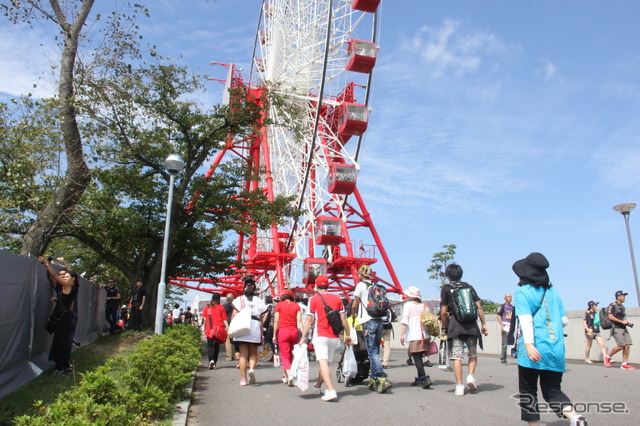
[450,335,478,360]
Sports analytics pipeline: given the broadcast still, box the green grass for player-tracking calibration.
[0,331,150,425]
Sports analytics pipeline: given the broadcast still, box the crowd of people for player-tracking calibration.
[199,254,639,426]
[37,251,635,424]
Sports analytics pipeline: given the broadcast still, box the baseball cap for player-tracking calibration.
[315,275,329,287]
[615,290,628,298]
[587,300,598,308]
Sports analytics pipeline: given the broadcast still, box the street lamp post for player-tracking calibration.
[613,203,640,307]
[155,154,185,334]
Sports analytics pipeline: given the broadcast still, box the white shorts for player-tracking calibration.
[312,336,339,362]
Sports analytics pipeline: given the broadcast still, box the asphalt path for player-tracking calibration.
[187,349,637,425]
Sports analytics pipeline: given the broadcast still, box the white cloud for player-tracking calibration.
[0,26,58,98]
[405,19,506,77]
[544,61,558,80]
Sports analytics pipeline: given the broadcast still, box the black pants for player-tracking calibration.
[105,305,118,333]
[130,305,142,331]
[411,352,426,377]
[518,365,573,422]
[206,338,221,363]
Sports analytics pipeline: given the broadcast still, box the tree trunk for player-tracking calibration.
[20,0,94,257]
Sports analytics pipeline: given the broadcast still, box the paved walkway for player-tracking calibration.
[187,349,637,425]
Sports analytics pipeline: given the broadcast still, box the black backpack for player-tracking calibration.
[365,282,390,318]
[318,294,344,335]
[600,305,613,330]
[449,282,478,322]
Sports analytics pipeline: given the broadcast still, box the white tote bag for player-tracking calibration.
[342,345,358,379]
[228,300,252,338]
[290,344,309,391]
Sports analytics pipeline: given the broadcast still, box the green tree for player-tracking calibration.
[427,244,457,290]
[1,0,147,257]
[479,299,499,315]
[0,2,301,323]
[51,63,297,323]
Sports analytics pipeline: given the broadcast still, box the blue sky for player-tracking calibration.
[2,0,639,310]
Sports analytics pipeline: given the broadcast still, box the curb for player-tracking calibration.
[172,372,196,426]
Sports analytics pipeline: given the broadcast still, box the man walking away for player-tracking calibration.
[300,275,352,401]
[497,293,513,364]
[129,279,146,332]
[104,279,121,335]
[352,265,393,393]
[604,290,635,369]
[440,263,488,396]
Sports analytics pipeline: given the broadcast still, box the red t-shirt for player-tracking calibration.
[274,300,300,330]
[309,292,343,338]
[201,304,227,332]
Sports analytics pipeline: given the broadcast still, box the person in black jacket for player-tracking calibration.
[440,263,488,396]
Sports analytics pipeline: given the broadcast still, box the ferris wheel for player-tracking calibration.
[176,0,403,299]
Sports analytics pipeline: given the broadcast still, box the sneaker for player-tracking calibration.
[455,384,465,396]
[604,356,612,367]
[287,377,295,387]
[64,367,74,374]
[209,361,215,370]
[571,414,588,426]
[421,376,433,389]
[425,359,433,367]
[51,370,65,377]
[584,359,593,364]
[466,375,477,392]
[410,377,420,386]
[367,378,379,391]
[500,359,508,365]
[621,363,636,370]
[312,384,323,395]
[239,379,248,386]
[248,369,256,384]
[377,379,393,394]
[321,389,337,402]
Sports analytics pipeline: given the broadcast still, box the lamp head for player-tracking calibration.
[164,154,185,175]
[613,203,637,216]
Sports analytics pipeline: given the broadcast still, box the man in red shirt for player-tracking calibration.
[299,275,352,401]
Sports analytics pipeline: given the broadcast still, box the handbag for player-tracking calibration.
[425,340,438,356]
[45,305,67,335]
[205,305,228,343]
[228,298,252,338]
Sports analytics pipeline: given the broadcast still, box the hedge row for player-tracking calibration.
[15,325,201,425]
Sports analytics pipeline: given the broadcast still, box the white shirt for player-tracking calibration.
[232,295,267,343]
[353,280,372,324]
[401,301,428,342]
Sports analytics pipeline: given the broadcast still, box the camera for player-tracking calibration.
[46,255,54,262]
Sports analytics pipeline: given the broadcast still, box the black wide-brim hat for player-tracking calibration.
[512,252,550,287]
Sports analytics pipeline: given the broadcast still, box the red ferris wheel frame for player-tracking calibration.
[171,0,402,300]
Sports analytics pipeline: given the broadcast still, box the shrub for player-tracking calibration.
[13,326,201,424]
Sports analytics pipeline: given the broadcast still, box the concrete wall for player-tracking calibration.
[388,307,640,364]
